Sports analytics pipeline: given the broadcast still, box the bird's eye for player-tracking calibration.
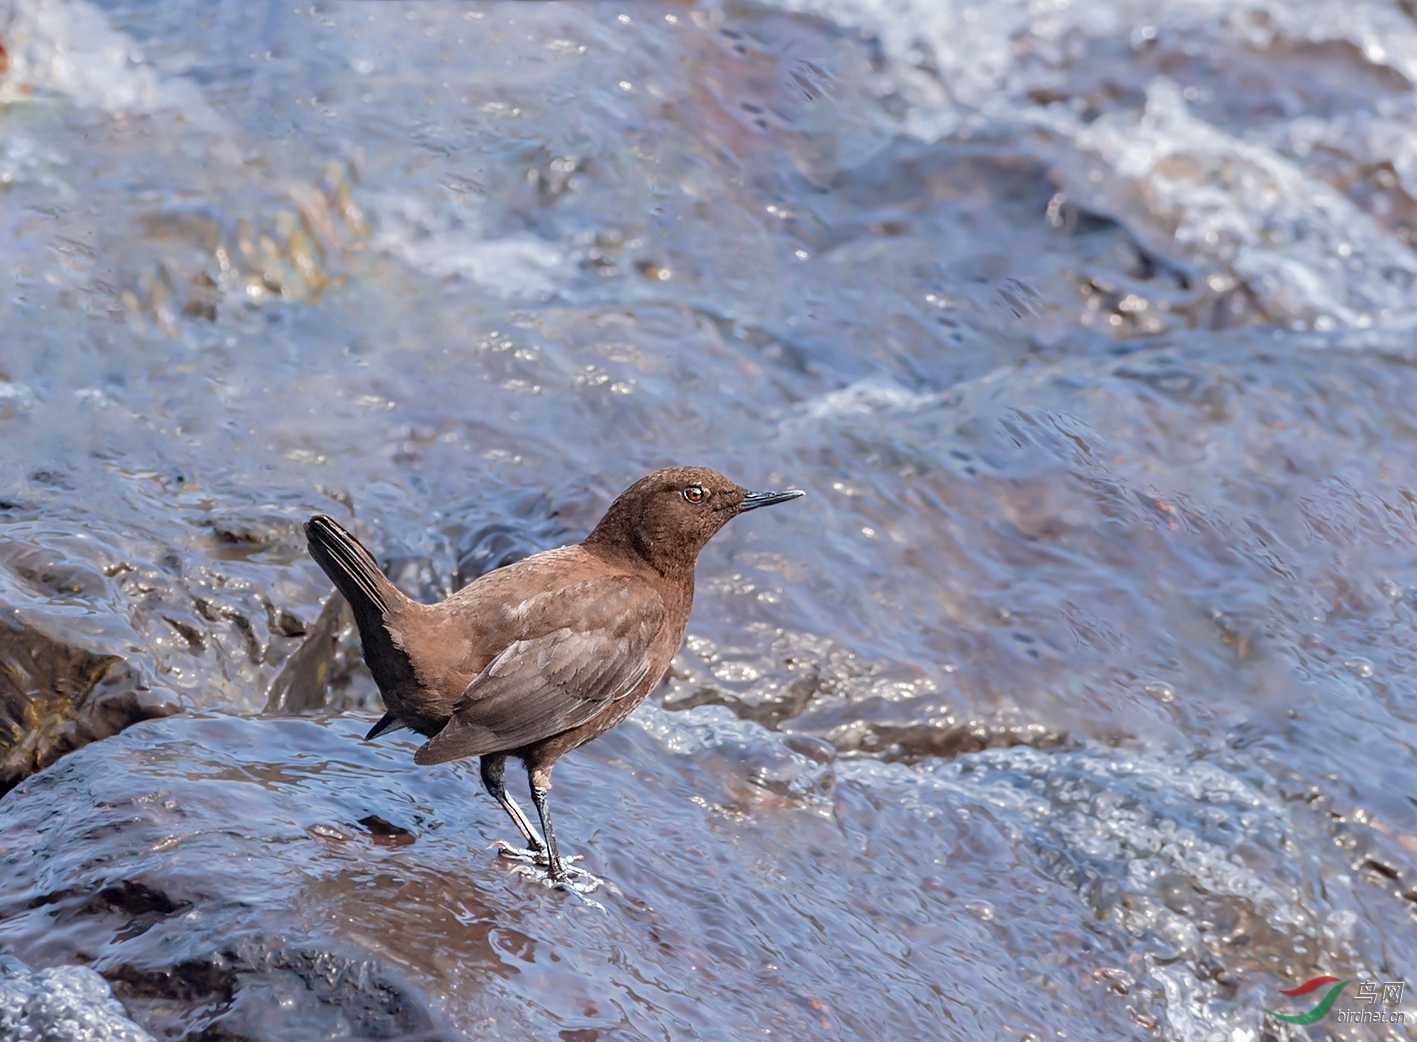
[683,485,705,504]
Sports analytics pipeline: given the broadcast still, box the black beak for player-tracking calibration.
[738,488,806,512]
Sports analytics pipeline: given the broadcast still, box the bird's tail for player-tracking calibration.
[305,514,418,704]
[305,515,403,620]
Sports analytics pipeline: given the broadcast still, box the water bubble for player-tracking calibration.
[0,382,37,419]
[308,823,350,841]
[1144,683,1175,703]
[1343,659,1374,679]
[964,901,995,921]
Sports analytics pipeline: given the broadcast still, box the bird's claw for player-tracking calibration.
[490,839,583,868]
[490,840,601,895]
[490,840,547,863]
[549,873,605,902]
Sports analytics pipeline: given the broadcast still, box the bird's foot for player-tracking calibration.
[490,840,550,864]
[490,839,584,868]
[547,871,605,901]
[490,841,603,896]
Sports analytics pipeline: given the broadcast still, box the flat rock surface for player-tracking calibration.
[2,706,1408,1040]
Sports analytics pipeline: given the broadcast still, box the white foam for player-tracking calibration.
[369,192,565,298]
[0,382,38,418]
[0,956,155,1042]
[791,378,940,424]
[768,0,1417,330]
[1073,79,1417,327]
[768,0,1417,109]
[1,0,213,119]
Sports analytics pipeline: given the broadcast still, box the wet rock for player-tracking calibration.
[452,522,540,588]
[381,553,447,605]
[661,634,1065,761]
[0,717,450,1041]
[663,671,822,730]
[826,716,1065,762]
[203,508,310,562]
[106,942,441,1042]
[0,493,377,785]
[0,955,155,1042]
[0,711,1180,1041]
[0,613,177,795]
[358,814,415,847]
[264,593,357,716]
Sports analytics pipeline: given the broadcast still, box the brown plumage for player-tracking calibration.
[305,466,804,881]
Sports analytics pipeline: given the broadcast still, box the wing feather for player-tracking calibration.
[413,577,664,765]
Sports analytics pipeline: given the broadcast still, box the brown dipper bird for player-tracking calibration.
[305,467,803,882]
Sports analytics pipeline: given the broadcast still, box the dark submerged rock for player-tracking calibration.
[0,613,177,795]
[0,716,453,1041]
[264,593,359,716]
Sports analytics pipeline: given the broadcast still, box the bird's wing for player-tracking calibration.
[413,577,665,765]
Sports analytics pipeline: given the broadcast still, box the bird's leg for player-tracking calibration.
[480,754,545,855]
[528,767,566,883]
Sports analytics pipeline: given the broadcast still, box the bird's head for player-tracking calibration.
[585,466,804,574]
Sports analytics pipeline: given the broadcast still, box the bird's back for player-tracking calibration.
[396,544,634,705]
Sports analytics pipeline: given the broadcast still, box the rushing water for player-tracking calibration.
[2,0,1417,1039]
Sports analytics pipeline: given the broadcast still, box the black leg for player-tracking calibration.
[528,777,565,883]
[480,754,544,853]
